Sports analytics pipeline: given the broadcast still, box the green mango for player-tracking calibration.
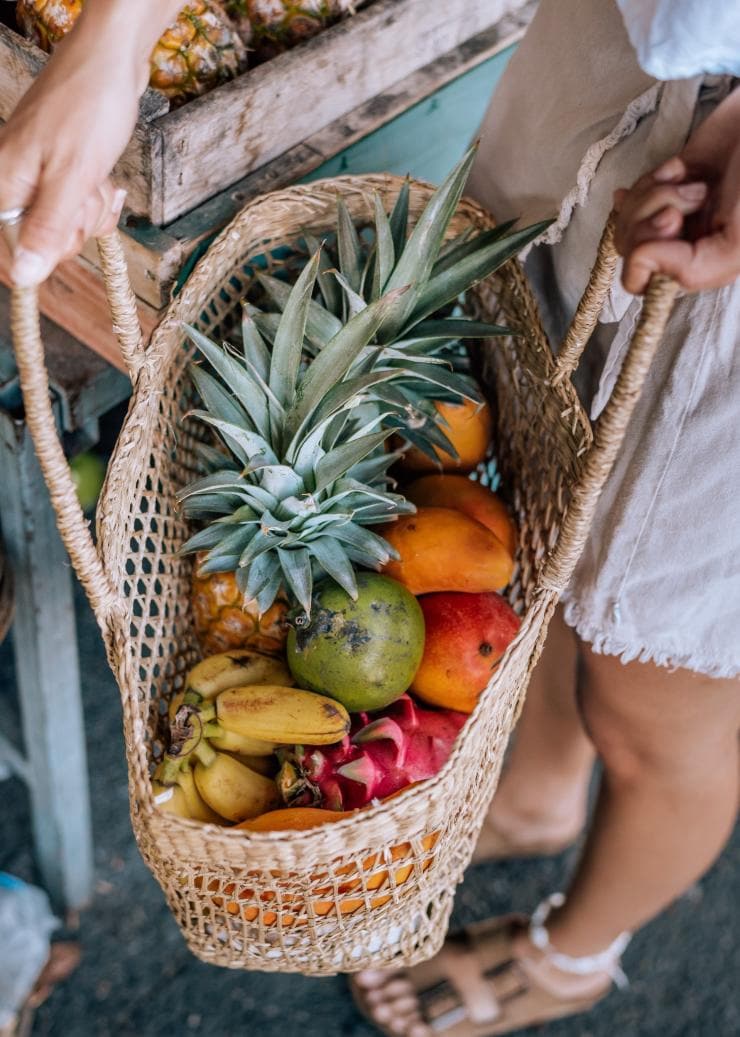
[286,573,425,713]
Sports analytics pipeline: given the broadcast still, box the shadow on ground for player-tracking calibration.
[1,583,738,1037]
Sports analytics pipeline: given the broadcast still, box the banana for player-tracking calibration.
[153,761,224,824]
[202,721,278,757]
[193,751,280,822]
[216,684,350,745]
[186,650,294,700]
[220,750,278,778]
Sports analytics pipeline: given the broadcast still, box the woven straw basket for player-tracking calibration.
[10,175,676,975]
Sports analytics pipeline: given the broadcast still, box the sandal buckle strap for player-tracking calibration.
[529,893,632,990]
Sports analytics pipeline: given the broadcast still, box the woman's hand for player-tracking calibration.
[0,0,184,287]
[614,86,740,294]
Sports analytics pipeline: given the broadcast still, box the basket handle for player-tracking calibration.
[540,270,680,592]
[9,231,145,629]
[552,218,620,384]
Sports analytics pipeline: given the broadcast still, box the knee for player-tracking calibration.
[577,684,697,787]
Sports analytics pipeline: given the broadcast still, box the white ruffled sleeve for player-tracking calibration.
[616,0,740,79]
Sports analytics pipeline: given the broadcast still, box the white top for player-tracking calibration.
[616,0,740,79]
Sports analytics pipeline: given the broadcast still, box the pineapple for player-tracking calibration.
[191,560,289,654]
[16,1,246,105]
[180,149,550,620]
[179,251,417,616]
[224,0,366,59]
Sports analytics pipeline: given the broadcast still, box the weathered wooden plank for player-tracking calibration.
[155,0,529,222]
[162,17,528,256]
[80,221,183,310]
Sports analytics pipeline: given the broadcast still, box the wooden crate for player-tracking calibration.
[0,6,534,370]
[0,0,530,225]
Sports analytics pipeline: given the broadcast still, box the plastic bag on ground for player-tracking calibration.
[0,873,57,1030]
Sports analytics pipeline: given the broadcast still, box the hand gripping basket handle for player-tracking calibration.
[9,232,146,630]
[540,222,680,593]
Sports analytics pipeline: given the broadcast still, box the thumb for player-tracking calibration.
[622,231,740,294]
[11,173,88,287]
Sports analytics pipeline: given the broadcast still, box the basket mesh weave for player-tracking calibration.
[10,175,676,975]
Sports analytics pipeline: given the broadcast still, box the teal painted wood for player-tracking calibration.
[306,44,514,184]
[0,411,93,910]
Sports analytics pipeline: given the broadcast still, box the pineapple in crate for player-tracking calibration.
[224,0,369,59]
[16,1,247,104]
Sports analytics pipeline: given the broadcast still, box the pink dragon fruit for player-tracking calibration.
[277,694,467,811]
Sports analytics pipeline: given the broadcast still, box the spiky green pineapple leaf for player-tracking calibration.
[392,364,481,402]
[389,177,410,260]
[409,318,512,340]
[184,325,270,440]
[373,192,395,298]
[278,547,313,612]
[330,522,396,565]
[241,308,271,383]
[188,364,249,432]
[286,287,408,441]
[308,537,358,599]
[431,220,518,277]
[239,529,276,568]
[269,249,321,414]
[197,552,242,575]
[314,429,392,494]
[304,231,343,316]
[336,198,363,295]
[176,469,250,501]
[257,272,343,348]
[246,550,281,602]
[180,523,235,555]
[188,411,279,469]
[408,218,554,328]
[193,441,239,472]
[380,145,478,337]
[326,269,367,318]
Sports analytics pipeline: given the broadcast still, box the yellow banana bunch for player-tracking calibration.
[152,760,223,823]
[192,743,280,822]
[216,685,350,745]
[186,649,293,699]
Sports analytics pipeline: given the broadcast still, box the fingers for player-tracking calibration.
[614,181,708,255]
[11,179,126,286]
[622,230,740,294]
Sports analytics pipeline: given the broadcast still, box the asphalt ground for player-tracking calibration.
[1,582,738,1037]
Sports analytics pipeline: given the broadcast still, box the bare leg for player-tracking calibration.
[355,650,740,1035]
[479,606,595,852]
[545,649,740,955]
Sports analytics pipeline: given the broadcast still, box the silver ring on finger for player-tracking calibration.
[0,207,25,226]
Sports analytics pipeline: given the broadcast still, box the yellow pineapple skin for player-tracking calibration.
[191,562,289,657]
[225,0,363,58]
[15,0,246,104]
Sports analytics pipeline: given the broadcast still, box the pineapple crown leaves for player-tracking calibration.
[178,260,421,615]
[251,145,553,464]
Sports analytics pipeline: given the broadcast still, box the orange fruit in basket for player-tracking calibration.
[405,474,517,557]
[199,805,437,926]
[377,508,514,595]
[400,398,493,473]
[191,556,289,656]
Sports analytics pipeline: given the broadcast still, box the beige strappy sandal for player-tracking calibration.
[351,897,629,1037]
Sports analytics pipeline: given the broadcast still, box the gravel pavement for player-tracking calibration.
[1,583,738,1037]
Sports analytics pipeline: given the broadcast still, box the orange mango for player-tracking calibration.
[400,397,493,473]
[405,474,517,557]
[377,507,513,594]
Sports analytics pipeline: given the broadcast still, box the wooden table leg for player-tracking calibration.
[0,410,93,911]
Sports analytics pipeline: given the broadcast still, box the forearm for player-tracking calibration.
[67,0,186,94]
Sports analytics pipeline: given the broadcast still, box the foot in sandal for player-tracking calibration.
[351,896,629,1036]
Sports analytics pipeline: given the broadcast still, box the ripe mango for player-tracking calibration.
[377,507,513,595]
[412,591,521,713]
[405,474,517,557]
[399,397,493,473]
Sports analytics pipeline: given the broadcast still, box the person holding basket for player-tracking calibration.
[0,1,737,1034]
